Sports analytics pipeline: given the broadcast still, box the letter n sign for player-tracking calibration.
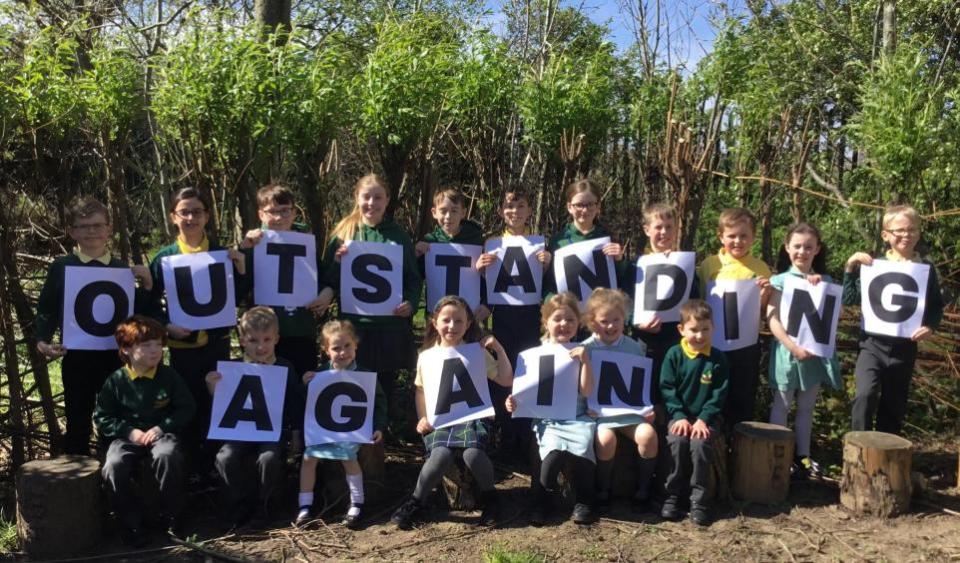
[208,361,287,442]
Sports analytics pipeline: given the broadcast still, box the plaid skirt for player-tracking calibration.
[422,419,491,456]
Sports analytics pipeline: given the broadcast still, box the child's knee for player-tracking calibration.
[636,425,658,458]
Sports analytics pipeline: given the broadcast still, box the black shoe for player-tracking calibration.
[571,503,596,525]
[479,490,501,527]
[119,525,149,548]
[632,496,657,515]
[660,496,683,521]
[690,504,712,527]
[341,504,364,529]
[391,497,423,530]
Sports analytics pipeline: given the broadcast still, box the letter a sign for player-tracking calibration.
[208,361,287,442]
[420,343,495,429]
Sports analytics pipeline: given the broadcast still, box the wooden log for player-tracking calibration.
[441,457,478,511]
[16,456,102,559]
[732,421,794,504]
[840,431,912,517]
[318,442,387,506]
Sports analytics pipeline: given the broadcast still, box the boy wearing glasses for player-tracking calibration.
[36,197,153,455]
[239,184,333,378]
[842,205,943,434]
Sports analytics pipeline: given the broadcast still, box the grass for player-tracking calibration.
[0,511,17,554]
[483,542,544,563]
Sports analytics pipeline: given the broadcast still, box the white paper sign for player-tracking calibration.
[304,370,377,446]
[62,266,135,351]
[426,243,483,311]
[420,343,495,429]
[780,276,843,358]
[484,236,545,306]
[586,350,654,417]
[161,250,237,330]
[511,343,580,420]
[253,230,318,307]
[340,241,403,316]
[706,279,761,351]
[860,260,930,338]
[633,251,696,324]
[554,237,616,310]
[208,361,287,442]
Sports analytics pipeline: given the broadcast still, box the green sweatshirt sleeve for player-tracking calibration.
[923,261,944,329]
[659,347,688,422]
[321,237,342,292]
[401,239,423,310]
[698,354,729,426]
[147,253,170,324]
[93,374,133,441]
[373,380,388,432]
[160,368,196,434]
[841,270,861,307]
[35,259,65,343]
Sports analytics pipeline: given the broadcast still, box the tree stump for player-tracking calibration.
[840,431,912,517]
[706,431,730,503]
[732,421,794,504]
[441,456,478,510]
[16,456,102,559]
[318,442,387,507]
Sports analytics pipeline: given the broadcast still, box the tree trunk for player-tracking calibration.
[840,431,912,517]
[732,422,794,504]
[882,0,897,57]
[255,0,291,34]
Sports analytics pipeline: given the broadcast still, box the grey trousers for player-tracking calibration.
[102,434,185,528]
[664,421,716,507]
[215,441,283,509]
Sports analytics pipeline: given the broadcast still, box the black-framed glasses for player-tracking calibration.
[262,207,294,218]
[174,208,207,219]
[570,201,598,210]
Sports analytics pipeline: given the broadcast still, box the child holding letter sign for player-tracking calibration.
[322,174,422,399]
[239,184,334,376]
[660,300,728,527]
[35,196,153,455]
[842,205,943,435]
[765,223,842,479]
[391,296,513,530]
[297,320,387,529]
[697,207,771,427]
[582,289,658,513]
[544,180,626,306]
[505,292,597,525]
[95,316,196,544]
[204,307,302,528]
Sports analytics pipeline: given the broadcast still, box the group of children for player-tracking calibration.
[35,175,943,544]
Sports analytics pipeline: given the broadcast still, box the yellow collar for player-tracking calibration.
[243,354,277,365]
[681,338,710,359]
[176,235,209,254]
[125,365,157,380]
[884,249,919,263]
[74,248,112,265]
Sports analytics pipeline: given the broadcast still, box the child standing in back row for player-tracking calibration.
[766,223,842,479]
[297,320,386,529]
[697,208,771,427]
[36,197,153,456]
[391,296,513,529]
[842,205,943,435]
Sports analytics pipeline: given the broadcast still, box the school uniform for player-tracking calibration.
[697,248,771,427]
[148,236,240,467]
[582,334,649,430]
[303,360,387,461]
[842,251,944,434]
[214,356,303,512]
[240,223,327,378]
[660,340,729,509]
[35,250,150,455]
[94,364,196,530]
[322,219,422,398]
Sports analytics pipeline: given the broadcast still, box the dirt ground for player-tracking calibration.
[28,443,959,563]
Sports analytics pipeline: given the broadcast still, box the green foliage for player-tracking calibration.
[847,44,951,190]
[78,39,143,141]
[483,543,544,563]
[0,511,15,554]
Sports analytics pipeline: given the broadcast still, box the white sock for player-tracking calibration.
[347,505,362,517]
[298,492,314,508]
[346,473,364,506]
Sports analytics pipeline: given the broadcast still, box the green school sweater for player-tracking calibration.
[240,224,327,338]
[321,218,422,329]
[659,344,729,426]
[94,364,197,440]
[35,253,150,343]
[148,241,238,345]
[316,361,389,432]
[544,222,628,298]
